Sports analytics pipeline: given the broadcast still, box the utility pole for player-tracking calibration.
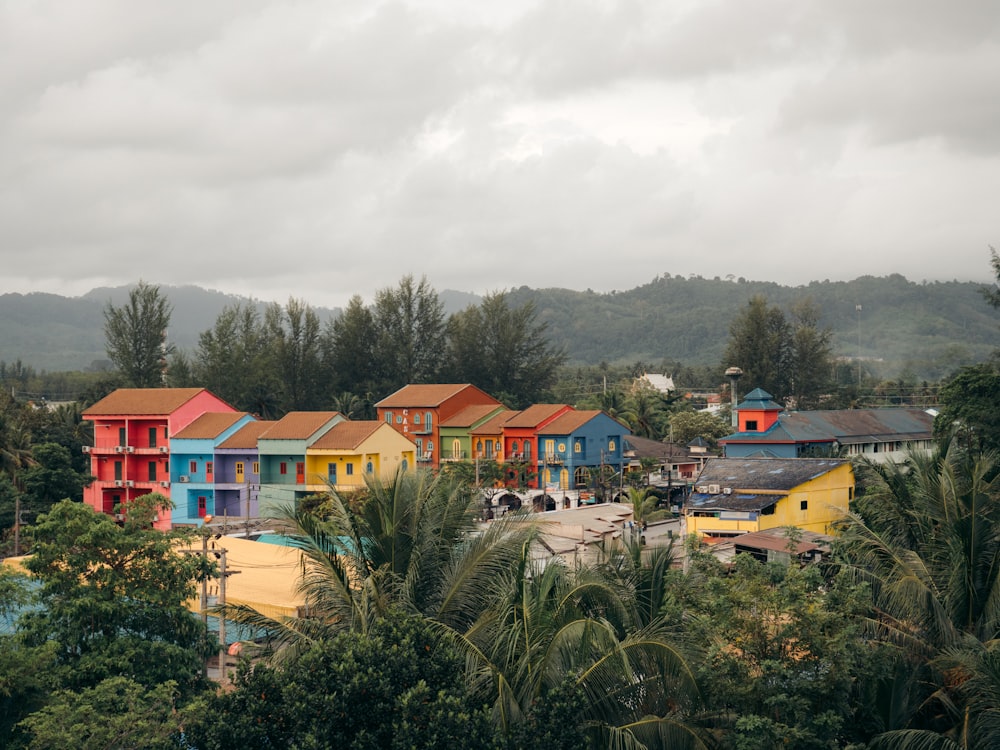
[856,304,863,386]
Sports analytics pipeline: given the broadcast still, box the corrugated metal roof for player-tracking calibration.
[694,456,848,491]
[310,421,384,450]
[721,408,934,444]
[688,493,782,513]
[173,412,250,440]
[259,412,342,440]
[503,404,571,429]
[84,388,212,416]
[218,421,277,449]
[376,384,495,408]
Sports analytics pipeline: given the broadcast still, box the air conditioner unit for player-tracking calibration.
[179,475,190,483]
[125,446,135,454]
[114,480,124,487]
[708,484,721,494]
[158,446,168,454]
[82,446,91,453]
[115,513,125,521]
[159,480,170,488]
[124,480,134,487]
[696,485,708,493]
[723,487,733,495]
[114,446,125,453]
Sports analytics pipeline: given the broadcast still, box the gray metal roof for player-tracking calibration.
[694,456,848,491]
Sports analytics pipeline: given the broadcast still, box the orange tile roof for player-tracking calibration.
[503,404,572,429]
[173,412,250,439]
[440,404,503,428]
[218,421,278,449]
[542,409,603,435]
[259,412,342,440]
[310,421,385,450]
[84,388,212,416]
[470,410,519,435]
[376,384,494,408]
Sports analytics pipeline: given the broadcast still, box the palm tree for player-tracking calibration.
[459,548,708,748]
[220,467,535,650]
[837,442,1000,743]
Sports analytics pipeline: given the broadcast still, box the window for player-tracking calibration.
[328,463,337,481]
[148,461,157,481]
[484,440,493,458]
[424,412,433,429]
[346,464,354,476]
[149,427,157,448]
[574,441,582,453]
[396,415,403,424]
[280,462,287,475]
[385,411,393,424]
[413,412,421,424]
[416,438,423,456]
[189,460,197,474]
[427,441,434,455]
[800,500,808,511]
[523,442,531,460]
[206,462,214,477]
[119,427,127,446]
[365,461,374,474]
[252,462,259,475]
[746,420,758,431]
[608,439,616,452]
[114,461,123,481]
[476,440,483,457]
[164,427,168,440]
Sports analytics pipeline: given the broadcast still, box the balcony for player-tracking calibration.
[441,450,468,461]
[544,453,563,464]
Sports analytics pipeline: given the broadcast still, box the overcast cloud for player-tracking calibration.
[1,0,998,308]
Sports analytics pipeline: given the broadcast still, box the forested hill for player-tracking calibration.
[0,274,996,380]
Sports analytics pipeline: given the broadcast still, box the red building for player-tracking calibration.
[375,384,501,469]
[82,388,237,530]
[500,404,574,488]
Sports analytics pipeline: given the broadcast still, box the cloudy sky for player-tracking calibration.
[1,0,998,308]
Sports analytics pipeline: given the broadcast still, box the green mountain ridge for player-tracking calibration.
[0,274,996,381]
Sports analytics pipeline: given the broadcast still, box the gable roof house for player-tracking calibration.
[376,384,502,469]
[684,457,853,540]
[438,404,508,463]
[501,404,575,489]
[82,388,238,530]
[537,410,631,494]
[719,388,936,462]
[256,411,345,510]
[306,421,417,493]
[169,412,257,526]
[216,419,278,522]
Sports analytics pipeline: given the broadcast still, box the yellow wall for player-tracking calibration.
[686,463,853,538]
[305,428,417,493]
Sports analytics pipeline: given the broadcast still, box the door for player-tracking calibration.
[235,462,244,484]
[197,497,207,518]
[295,462,305,483]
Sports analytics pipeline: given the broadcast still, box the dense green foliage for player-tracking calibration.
[2,498,217,748]
[103,280,175,387]
[2,272,997,384]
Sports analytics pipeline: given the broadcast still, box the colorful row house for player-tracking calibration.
[376,384,502,469]
[82,388,238,530]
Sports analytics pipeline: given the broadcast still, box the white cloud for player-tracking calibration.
[0,0,996,310]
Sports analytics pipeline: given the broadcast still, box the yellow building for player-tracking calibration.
[683,457,853,539]
[305,421,416,492]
